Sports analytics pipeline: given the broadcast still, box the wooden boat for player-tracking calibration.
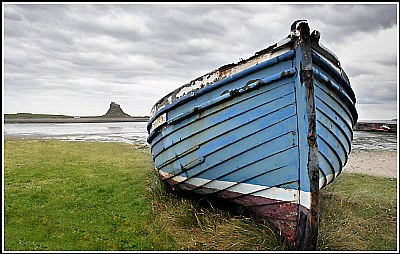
[146,20,358,250]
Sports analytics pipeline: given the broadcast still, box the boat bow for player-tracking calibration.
[147,19,357,250]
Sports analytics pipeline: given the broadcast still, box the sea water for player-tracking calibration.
[352,130,397,151]
[3,122,398,151]
[3,122,148,144]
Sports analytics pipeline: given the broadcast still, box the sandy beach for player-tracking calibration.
[343,150,398,178]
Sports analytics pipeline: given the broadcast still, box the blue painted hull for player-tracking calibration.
[147,20,357,250]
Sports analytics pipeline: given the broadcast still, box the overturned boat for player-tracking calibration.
[147,20,358,250]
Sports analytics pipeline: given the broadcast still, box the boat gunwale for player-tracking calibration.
[168,68,296,127]
[147,67,297,143]
[149,77,296,151]
[147,50,357,139]
[312,67,358,126]
[146,49,296,132]
[147,47,353,130]
[311,51,356,104]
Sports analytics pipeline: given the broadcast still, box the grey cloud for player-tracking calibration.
[352,74,397,105]
[330,4,396,31]
[375,56,397,68]
[4,7,22,21]
[3,3,398,119]
[271,4,398,44]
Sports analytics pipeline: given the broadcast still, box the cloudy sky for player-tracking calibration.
[3,3,398,120]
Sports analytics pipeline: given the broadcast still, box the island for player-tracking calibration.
[4,102,150,124]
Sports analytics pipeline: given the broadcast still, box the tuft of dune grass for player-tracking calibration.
[145,170,288,251]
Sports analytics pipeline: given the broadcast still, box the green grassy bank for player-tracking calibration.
[3,140,398,251]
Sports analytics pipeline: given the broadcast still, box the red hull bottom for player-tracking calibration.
[164,177,309,248]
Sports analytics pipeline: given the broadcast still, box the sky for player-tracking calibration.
[2,3,398,120]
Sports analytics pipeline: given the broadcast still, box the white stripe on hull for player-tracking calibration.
[159,169,312,209]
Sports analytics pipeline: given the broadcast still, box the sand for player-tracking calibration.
[343,150,398,178]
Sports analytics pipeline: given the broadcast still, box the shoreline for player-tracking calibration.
[343,150,398,179]
[4,117,149,124]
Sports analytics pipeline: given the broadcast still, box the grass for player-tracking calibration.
[318,173,398,251]
[146,167,287,251]
[4,140,165,250]
[3,140,398,251]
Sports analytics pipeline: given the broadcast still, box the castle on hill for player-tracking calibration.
[102,101,131,118]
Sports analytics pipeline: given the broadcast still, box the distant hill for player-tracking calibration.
[4,113,73,119]
[4,102,149,123]
[101,102,132,118]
